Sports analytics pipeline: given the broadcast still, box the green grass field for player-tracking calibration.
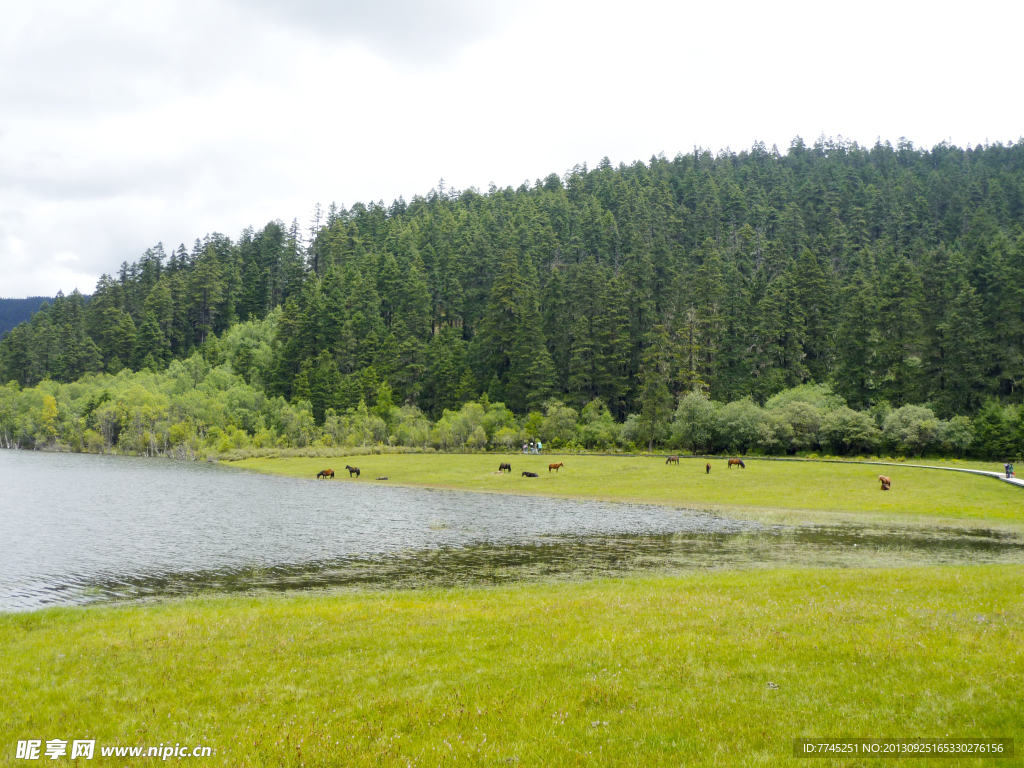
[2,567,1020,767]
[229,454,1024,527]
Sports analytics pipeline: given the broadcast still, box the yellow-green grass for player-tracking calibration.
[229,454,1024,528]
[2,566,1020,767]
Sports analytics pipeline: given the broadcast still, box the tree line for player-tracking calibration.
[3,352,1022,459]
[2,136,1024,438]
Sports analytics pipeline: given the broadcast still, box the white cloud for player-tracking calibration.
[244,0,514,61]
[0,0,1021,296]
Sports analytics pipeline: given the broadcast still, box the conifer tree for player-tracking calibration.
[790,248,834,382]
[636,324,675,450]
[935,282,987,416]
[189,246,225,345]
[831,268,878,408]
[875,255,924,405]
[310,350,343,424]
[133,312,169,369]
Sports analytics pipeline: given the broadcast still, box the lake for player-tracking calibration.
[2,450,1022,610]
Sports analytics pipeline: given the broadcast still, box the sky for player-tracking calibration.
[1,0,1021,298]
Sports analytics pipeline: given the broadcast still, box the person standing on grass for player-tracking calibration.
[1006,462,1012,478]
[537,440,543,455]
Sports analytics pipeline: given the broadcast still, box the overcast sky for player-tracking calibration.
[1,0,1020,297]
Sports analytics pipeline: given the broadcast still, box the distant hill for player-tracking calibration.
[0,297,54,338]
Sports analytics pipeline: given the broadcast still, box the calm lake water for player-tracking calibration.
[2,451,1022,611]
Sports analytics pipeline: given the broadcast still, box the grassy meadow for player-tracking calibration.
[2,566,1021,767]
[5,453,1022,766]
[229,453,1024,527]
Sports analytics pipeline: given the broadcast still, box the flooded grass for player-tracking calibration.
[53,522,1024,607]
[231,453,1024,527]
[7,450,1024,612]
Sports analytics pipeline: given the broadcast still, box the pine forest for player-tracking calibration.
[3,136,1024,459]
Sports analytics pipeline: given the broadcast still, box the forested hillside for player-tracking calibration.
[0,297,54,337]
[3,137,1024,436]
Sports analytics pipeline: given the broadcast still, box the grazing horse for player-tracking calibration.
[522,471,539,477]
[706,463,711,474]
[548,462,564,473]
[728,458,746,469]
[666,455,680,465]
[316,468,334,479]
[498,462,512,473]
[345,465,361,478]
[879,475,891,490]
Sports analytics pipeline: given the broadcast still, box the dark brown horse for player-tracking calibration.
[499,462,512,473]
[345,465,360,478]
[522,471,539,477]
[666,455,680,465]
[548,462,564,473]
[317,469,334,479]
[879,475,891,490]
[706,463,711,474]
[728,458,745,469]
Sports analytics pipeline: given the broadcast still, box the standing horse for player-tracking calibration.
[728,458,746,469]
[666,455,680,465]
[316,468,334,479]
[345,465,361,478]
[879,475,891,490]
[548,462,564,473]
[498,462,512,473]
[705,463,711,474]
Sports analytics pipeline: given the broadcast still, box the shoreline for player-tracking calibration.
[226,453,1024,531]
[7,451,1023,616]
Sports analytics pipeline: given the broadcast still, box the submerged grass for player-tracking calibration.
[1,566,1021,767]
[230,453,1024,527]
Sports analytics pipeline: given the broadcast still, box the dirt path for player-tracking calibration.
[820,459,1024,488]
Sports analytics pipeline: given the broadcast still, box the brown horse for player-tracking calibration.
[666,455,680,465]
[706,463,711,474]
[879,475,891,490]
[498,462,512,473]
[345,465,360,478]
[317,469,334,479]
[728,458,746,469]
[548,462,564,472]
